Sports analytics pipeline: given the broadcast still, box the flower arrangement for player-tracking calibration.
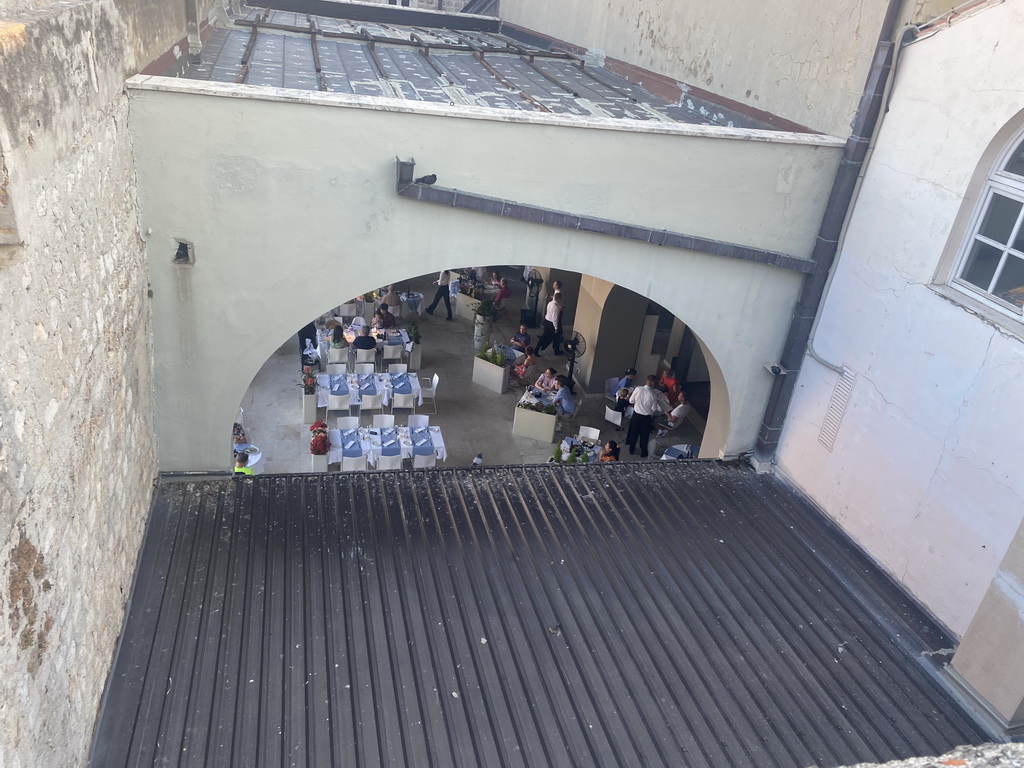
[309,419,329,455]
[299,366,317,395]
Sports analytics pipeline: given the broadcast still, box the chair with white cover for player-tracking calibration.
[375,453,405,471]
[388,363,408,374]
[372,414,395,429]
[326,363,347,375]
[604,406,623,430]
[328,349,347,365]
[356,348,377,367]
[391,392,416,415]
[327,394,351,419]
[336,416,359,430]
[412,453,436,469]
[341,454,367,472]
[577,425,601,443]
[350,315,366,329]
[358,393,384,423]
[419,373,439,414]
[355,363,375,376]
[407,414,429,430]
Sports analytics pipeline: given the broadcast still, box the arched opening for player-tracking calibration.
[231,265,722,473]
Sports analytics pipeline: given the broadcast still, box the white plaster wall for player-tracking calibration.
[499,0,888,136]
[776,0,1024,637]
[127,80,840,471]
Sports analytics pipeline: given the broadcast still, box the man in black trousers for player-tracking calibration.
[625,375,670,458]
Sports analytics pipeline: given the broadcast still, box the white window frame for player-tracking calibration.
[950,133,1024,320]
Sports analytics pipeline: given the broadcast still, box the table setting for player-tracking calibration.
[328,426,372,464]
[365,425,447,463]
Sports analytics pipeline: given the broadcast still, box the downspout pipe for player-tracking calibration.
[753,0,905,467]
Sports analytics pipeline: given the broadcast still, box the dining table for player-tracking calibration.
[327,425,447,466]
[316,371,422,408]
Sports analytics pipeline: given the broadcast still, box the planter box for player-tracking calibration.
[472,356,509,394]
[512,406,557,443]
[302,393,317,424]
[310,453,328,472]
[455,294,480,321]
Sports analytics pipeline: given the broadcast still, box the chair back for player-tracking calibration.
[341,454,367,472]
[372,414,395,428]
[359,394,384,413]
[391,393,416,414]
[326,363,347,375]
[412,453,436,469]
[578,426,601,442]
[407,415,429,429]
[328,349,346,365]
[327,394,350,413]
[375,454,404,471]
[388,363,408,374]
[604,406,623,427]
[355,363,375,376]
[336,416,359,430]
[356,348,377,365]
[338,303,360,320]
[431,373,440,392]
[382,345,403,361]
[350,316,366,328]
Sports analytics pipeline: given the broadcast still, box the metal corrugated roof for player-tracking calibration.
[90,463,989,767]
[182,10,780,129]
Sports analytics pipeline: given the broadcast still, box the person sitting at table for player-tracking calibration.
[534,367,557,392]
[370,310,384,331]
[380,284,401,310]
[489,270,502,286]
[331,324,347,347]
[616,368,637,393]
[657,391,692,436]
[234,452,254,475]
[553,375,575,430]
[378,303,397,329]
[509,324,531,353]
[658,368,682,396]
[352,325,377,351]
[494,278,512,309]
[599,440,620,462]
[511,346,538,386]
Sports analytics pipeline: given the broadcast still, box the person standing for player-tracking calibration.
[626,375,670,458]
[536,291,563,355]
[425,269,453,320]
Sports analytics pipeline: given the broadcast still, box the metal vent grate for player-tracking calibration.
[818,368,856,451]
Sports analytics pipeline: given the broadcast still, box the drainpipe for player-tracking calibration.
[753,0,906,467]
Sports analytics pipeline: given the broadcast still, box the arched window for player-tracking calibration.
[952,135,1024,316]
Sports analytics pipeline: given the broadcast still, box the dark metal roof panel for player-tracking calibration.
[90,463,989,768]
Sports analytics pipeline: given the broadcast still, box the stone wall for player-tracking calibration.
[0,0,169,764]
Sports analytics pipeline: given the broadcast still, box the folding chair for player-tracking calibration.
[336,416,359,430]
[388,363,408,374]
[412,453,436,469]
[419,373,439,415]
[391,392,416,415]
[375,454,404,471]
[372,414,395,429]
[407,414,429,430]
[341,455,367,472]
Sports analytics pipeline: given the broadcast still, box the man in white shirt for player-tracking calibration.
[535,292,563,355]
[626,375,671,458]
[425,269,453,320]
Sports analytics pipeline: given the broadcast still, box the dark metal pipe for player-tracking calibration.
[754,0,905,465]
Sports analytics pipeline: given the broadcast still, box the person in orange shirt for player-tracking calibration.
[658,369,682,396]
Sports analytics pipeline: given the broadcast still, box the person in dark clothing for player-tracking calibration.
[352,325,377,350]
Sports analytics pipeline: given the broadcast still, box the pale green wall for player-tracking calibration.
[128,79,840,470]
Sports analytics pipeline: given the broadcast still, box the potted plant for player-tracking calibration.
[299,366,318,424]
[473,299,499,351]
[309,419,329,471]
[512,396,559,443]
[472,345,510,394]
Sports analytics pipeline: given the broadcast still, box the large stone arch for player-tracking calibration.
[129,79,839,470]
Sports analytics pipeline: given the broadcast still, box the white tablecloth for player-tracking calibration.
[317,372,421,408]
[328,426,447,466]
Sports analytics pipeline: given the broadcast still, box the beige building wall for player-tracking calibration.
[499,0,893,137]
[776,0,1024,645]
[127,79,840,471]
[0,0,183,763]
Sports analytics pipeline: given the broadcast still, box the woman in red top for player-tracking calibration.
[494,278,512,308]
